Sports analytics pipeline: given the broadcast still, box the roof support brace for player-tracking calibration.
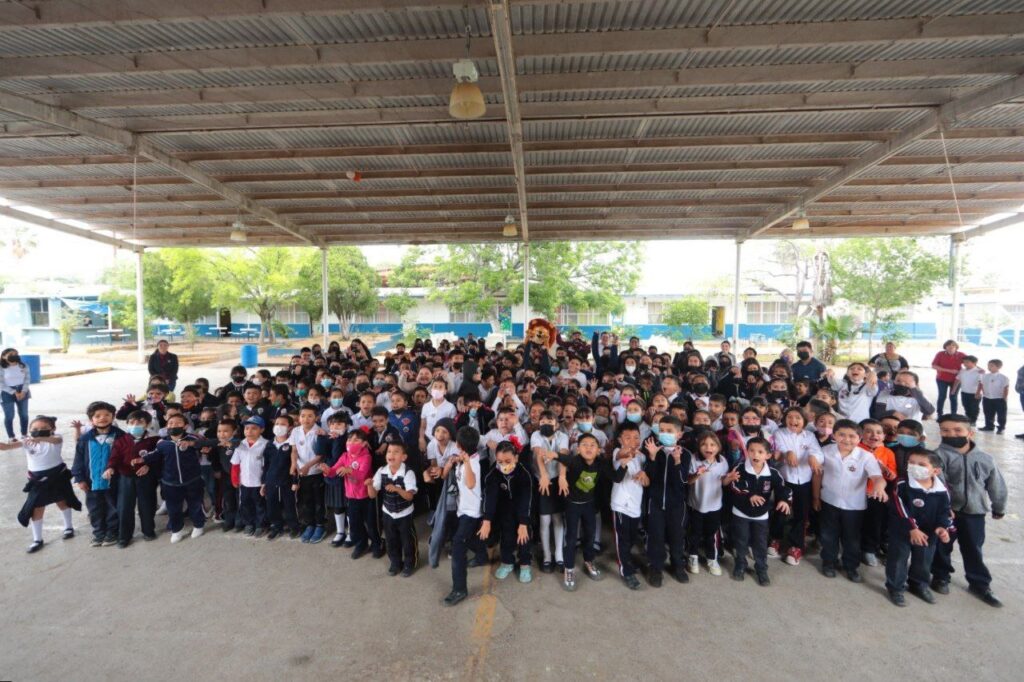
[0,204,141,252]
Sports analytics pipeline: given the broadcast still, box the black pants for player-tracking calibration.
[687,508,722,561]
[770,482,810,551]
[645,503,686,574]
[861,497,888,555]
[162,479,205,533]
[982,397,1007,430]
[383,514,417,570]
[451,514,485,592]
[297,475,326,528]
[936,379,957,415]
[731,515,769,574]
[346,497,381,551]
[135,469,158,537]
[238,486,265,528]
[885,529,938,593]
[116,475,146,543]
[86,485,119,540]
[932,512,992,590]
[563,501,597,570]
[264,482,298,531]
[613,511,640,577]
[496,509,532,567]
[819,502,864,572]
[220,479,239,529]
[961,392,981,424]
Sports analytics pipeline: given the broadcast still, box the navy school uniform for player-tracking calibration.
[263,440,299,532]
[319,433,348,514]
[482,463,534,567]
[375,464,419,571]
[72,427,124,541]
[642,445,691,576]
[216,440,240,529]
[728,460,791,575]
[142,435,213,533]
[886,478,953,594]
[388,408,420,458]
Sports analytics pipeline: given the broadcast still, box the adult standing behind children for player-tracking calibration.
[931,340,966,416]
[1,347,31,441]
[147,340,180,391]
[790,341,828,385]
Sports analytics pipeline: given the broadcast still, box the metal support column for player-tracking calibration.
[135,248,145,364]
[949,234,963,341]
[732,239,743,348]
[522,241,531,335]
[321,247,329,346]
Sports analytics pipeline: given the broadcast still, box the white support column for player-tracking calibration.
[522,241,531,334]
[949,234,964,341]
[732,239,743,348]
[320,246,329,346]
[135,248,145,364]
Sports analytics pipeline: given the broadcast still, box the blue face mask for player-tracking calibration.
[577,421,593,433]
[625,412,642,424]
[469,408,478,418]
[658,432,676,447]
[895,434,920,448]
[330,398,343,408]
[320,379,333,389]
[651,423,661,435]
[129,424,146,438]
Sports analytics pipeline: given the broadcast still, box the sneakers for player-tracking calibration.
[519,566,533,584]
[707,560,722,577]
[309,526,326,544]
[244,525,256,536]
[442,590,468,606]
[822,564,837,579]
[888,590,907,607]
[300,525,315,543]
[649,571,663,588]
[401,567,414,578]
[909,584,935,604]
[156,501,168,516]
[673,567,690,584]
[563,568,578,592]
[623,574,641,590]
[191,526,204,539]
[978,426,995,432]
[91,536,103,548]
[495,563,514,580]
[101,533,116,546]
[27,540,44,554]
[170,530,185,544]
[862,552,879,567]
[785,547,803,566]
[372,545,386,559]
[767,541,781,558]
[969,586,1004,608]
[756,571,771,587]
[930,578,950,595]
[583,561,602,580]
[331,533,346,548]
[687,555,700,575]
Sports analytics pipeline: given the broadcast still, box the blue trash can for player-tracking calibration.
[21,354,42,384]
[240,344,259,369]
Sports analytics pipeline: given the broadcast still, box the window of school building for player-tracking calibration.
[354,303,401,324]
[647,301,665,324]
[745,300,791,325]
[555,306,608,327]
[450,307,499,324]
[29,298,49,327]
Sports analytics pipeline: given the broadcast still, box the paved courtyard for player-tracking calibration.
[1,359,1022,681]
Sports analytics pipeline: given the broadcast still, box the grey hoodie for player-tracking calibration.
[935,442,1007,516]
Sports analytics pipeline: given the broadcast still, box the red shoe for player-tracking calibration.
[785,547,803,566]
[767,540,781,558]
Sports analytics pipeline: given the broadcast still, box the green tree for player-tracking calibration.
[831,237,947,356]
[295,251,326,336]
[397,242,643,331]
[662,297,711,339]
[212,247,299,343]
[294,247,379,339]
[159,248,218,342]
[383,291,417,328]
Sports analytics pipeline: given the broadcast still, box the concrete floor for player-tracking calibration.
[2,361,1022,681]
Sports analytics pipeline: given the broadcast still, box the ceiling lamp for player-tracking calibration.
[449,58,486,120]
[502,214,518,238]
[791,209,810,231]
[229,217,248,242]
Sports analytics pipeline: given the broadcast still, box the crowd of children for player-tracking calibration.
[3,333,1009,609]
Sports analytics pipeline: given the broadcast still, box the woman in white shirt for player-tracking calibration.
[1,348,32,441]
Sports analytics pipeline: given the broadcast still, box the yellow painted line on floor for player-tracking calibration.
[465,565,497,679]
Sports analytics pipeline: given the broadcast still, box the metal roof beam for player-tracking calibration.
[745,72,1024,239]
[0,204,141,251]
[957,213,1024,239]
[0,89,323,246]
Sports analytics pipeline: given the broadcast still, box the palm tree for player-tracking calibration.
[808,314,859,364]
[1,226,38,259]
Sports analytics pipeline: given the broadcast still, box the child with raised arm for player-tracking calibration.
[104,410,160,546]
[480,440,534,584]
[686,431,739,577]
[728,437,792,586]
[72,401,124,547]
[769,407,822,566]
[442,427,487,607]
[532,410,569,573]
[141,413,211,543]
[557,432,614,591]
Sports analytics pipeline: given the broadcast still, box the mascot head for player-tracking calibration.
[526,317,559,358]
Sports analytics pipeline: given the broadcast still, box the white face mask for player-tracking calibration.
[624,364,636,374]
[498,463,515,475]
[430,388,445,400]
[272,425,289,437]
[907,463,931,481]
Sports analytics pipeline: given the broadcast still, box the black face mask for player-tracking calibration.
[232,375,245,382]
[601,382,613,390]
[7,354,20,364]
[741,424,761,435]
[167,427,186,437]
[30,429,51,438]
[892,385,912,397]
[770,390,788,400]
[452,363,463,371]
[693,384,709,395]
[797,351,811,361]
[941,436,969,449]
[356,382,370,392]
[539,424,556,437]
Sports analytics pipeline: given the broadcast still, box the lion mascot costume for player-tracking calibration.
[526,317,559,359]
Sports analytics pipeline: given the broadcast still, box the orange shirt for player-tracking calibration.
[863,443,895,494]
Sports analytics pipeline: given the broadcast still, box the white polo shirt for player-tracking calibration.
[455,453,482,518]
[956,366,984,394]
[421,399,456,442]
[610,452,645,518]
[688,456,729,513]
[426,439,458,467]
[371,464,418,519]
[771,428,822,485]
[288,425,322,477]
[819,443,882,511]
[230,437,268,488]
[980,372,1009,399]
[530,430,570,478]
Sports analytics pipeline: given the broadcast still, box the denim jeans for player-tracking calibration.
[1,391,29,439]
[936,379,957,416]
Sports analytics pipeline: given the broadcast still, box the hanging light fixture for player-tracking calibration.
[502,213,518,238]
[449,24,486,120]
[791,208,810,231]
[230,211,248,242]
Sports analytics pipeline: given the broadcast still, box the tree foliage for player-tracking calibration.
[662,297,710,339]
[324,247,379,338]
[211,247,299,342]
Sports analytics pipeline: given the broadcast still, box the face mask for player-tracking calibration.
[620,395,633,406]
[658,432,676,446]
[693,384,709,395]
[452,363,463,371]
[895,434,920,448]
[651,422,660,434]
[601,382,614,390]
[308,398,320,406]
[330,398,343,408]
[320,379,333,389]
[167,427,185,437]
[539,424,555,437]
[624,364,636,374]
[550,365,560,375]
[356,382,370,392]
[468,408,478,418]
[330,427,347,437]
[741,424,760,435]
[346,442,364,454]
[626,412,642,424]
[129,424,146,438]
[30,428,52,438]
[941,436,969,449]
[907,463,932,481]
[577,421,593,433]
[373,379,386,388]
[272,425,289,437]
[430,388,445,401]
[498,462,515,475]
[296,389,308,398]
[594,416,609,427]
[797,351,810,361]
[692,424,710,434]
[770,390,787,400]
[892,385,912,397]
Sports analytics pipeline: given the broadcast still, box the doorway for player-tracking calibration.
[711,306,726,337]
[218,308,232,337]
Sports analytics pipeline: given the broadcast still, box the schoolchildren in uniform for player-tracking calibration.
[442,427,487,607]
[557,433,613,591]
[532,410,569,573]
[328,428,382,559]
[368,442,418,576]
[641,415,690,586]
[290,404,326,544]
[885,450,953,607]
[320,411,351,547]
[610,422,648,590]
[769,407,822,566]
[858,419,897,567]
[141,413,210,544]
[263,414,299,540]
[826,363,878,423]
[954,356,984,426]
[230,416,268,536]
[686,430,736,576]
[1,416,79,553]
[930,414,1007,607]
[72,401,124,547]
[481,440,534,583]
[978,359,1009,434]
[215,419,241,532]
[105,410,160,546]
[728,436,791,585]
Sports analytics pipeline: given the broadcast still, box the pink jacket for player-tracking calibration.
[331,444,371,499]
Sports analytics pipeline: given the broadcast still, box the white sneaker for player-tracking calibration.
[170,531,185,544]
[156,501,168,516]
[191,526,204,539]
[707,559,722,576]
[862,552,879,567]
[687,555,700,575]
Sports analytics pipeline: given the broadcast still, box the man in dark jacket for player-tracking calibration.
[147,340,180,391]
